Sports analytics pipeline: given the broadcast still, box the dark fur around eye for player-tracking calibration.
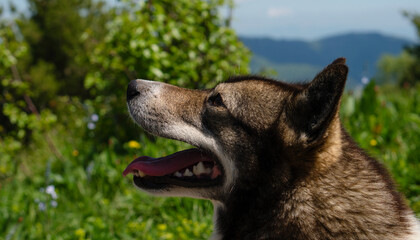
[208,93,225,107]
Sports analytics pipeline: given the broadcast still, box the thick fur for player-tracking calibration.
[126,58,420,239]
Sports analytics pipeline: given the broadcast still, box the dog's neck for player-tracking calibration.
[211,182,300,239]
[209,120,413,240]
[210,120,345,240]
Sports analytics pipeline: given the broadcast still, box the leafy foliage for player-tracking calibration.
[20,0,111,98]
[0,20,57,164]
[0,0,111,157]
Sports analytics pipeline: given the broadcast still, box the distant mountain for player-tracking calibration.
[240,33,413,88]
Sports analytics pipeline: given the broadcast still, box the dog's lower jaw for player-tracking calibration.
[209,231,223,240]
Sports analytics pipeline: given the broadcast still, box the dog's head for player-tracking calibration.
[124,58,348,201]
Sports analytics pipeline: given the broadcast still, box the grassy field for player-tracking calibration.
[1,83,419,239]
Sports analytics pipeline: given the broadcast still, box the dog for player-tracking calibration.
[124,58,420,239]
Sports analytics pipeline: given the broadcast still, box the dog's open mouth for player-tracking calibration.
[123,148,223,189]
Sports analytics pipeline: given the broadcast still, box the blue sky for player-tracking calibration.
[4,0,420,41]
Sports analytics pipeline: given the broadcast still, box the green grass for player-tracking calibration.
[1,83,419,239]
[1,135,213,240]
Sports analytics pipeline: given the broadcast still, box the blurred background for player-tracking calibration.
[0,0,419,239]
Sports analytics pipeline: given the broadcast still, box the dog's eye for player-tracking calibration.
[208,93,225,107]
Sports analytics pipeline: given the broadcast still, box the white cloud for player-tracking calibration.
[267,7,293,18]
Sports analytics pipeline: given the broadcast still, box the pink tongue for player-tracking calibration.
[122,149,213,177]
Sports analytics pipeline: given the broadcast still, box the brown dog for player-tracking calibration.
[124,58,420,239]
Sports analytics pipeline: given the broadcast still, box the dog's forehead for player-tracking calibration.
[214,77,304,99]
[215,78,294,94]
[210,79,288,130]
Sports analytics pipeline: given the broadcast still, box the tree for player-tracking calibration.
[0,19,55,162]
[18,0,112,100]
[400,12,420,86]
[0,0,113,155]
[377,51,415,84]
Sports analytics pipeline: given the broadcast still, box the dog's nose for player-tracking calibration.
[127,80,140,102]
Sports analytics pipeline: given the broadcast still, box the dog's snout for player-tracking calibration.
[127,80,140,102]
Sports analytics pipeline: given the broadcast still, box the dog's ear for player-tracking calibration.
[288,58,348,143]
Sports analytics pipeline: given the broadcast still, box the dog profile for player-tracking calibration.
[124,58,420,239]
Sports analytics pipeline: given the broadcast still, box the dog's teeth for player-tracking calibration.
[138,170,146,177]
[195,162,206,175]
[192,165,199,175]
[174,171,182,177]
[192,162,213,176]
[184,169,193,177]
[133,170,146,177]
